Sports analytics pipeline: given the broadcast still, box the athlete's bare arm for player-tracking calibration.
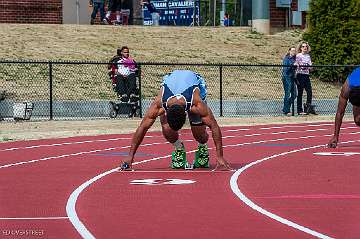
[328,80,350,148]
[124,93,165,166]
[191,90,231,170]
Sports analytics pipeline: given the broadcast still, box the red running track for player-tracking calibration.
[0,121,359,239]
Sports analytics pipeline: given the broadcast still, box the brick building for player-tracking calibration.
[270,0,308,28]
[0,0,307,29]
[0,0,62,24]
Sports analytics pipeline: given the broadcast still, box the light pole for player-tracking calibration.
[213,0,216,26]
[76,0,80,24]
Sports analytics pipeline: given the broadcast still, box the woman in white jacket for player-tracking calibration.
[295,41,314,115]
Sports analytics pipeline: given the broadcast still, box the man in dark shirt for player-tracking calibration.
[142,0,160,26]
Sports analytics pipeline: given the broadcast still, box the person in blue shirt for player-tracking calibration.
[282,47,297,115]
[223,13,231,27]
[328,66,360,148]
[119,70,231,171]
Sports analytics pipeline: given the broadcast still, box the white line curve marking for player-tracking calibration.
[230,140,360,239]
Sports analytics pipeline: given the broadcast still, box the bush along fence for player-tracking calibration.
[0,60,357,121]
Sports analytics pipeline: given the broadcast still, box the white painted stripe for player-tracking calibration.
[259,123,334,130]
[4,130,360,170]
[224,126,355,138]
[0,217,68,220]
[0,124,355,153]
[119,170,236,173]
[0,141,173,169]
[2,124,358,238]
[67,168,116,239]
[230,140,360,239]
[226,129,250,132]
[66,153,175,239]
[65,134,359,238]
[0,136,169,152]
[0,138,130,152]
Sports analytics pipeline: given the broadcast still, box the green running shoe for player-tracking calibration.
[193,144,209,168]
[171,143,187,169]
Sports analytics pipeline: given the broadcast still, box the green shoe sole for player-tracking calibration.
[171,150,187,169]
[193,150,209,168]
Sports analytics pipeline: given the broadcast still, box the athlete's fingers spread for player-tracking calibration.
[119,162,132,171]
[327,142,337,148]
[212,161,233,171]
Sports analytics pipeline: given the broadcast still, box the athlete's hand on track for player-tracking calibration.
[119,157,133,171]
[327,136,338,148]
[213,157,233,171]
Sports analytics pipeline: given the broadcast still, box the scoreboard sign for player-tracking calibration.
[276,0,292,8]
[143,0,200,26]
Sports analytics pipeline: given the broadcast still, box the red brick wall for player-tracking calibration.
[270,0,288,27]
[269,0,306,28]
[0,0,62,24]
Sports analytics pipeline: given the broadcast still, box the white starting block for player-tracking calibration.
[185,162,194,170]
[13,102,34,121]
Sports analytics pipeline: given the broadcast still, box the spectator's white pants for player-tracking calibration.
[151,13,160,26]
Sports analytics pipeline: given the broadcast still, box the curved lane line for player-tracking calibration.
[2,122,352,152]
[66,154,172,239]
[65,133,353,238]
[0,217,68,220]
[230,140,360,239]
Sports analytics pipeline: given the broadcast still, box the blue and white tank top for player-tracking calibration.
[348,67,360,89]
[161,70,207,111]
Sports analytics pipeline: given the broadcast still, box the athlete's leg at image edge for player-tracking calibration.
[160,114,187,169]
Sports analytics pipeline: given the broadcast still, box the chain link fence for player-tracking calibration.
[0,60,354,121]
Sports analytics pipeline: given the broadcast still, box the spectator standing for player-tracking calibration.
[103,0,122,25]
[282,47,297,116]
[223,13,231,27]
[142,0,160,26]
[90,0,106,25]
[295,41,314,115]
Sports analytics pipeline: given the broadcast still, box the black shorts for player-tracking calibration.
[188,111,203,126]
[108,0,121,12]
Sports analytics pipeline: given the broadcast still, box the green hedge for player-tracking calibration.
[303,0,360,82]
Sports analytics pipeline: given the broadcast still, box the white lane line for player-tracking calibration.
[65,132,358,239]
[66,153,175,239]
[228,122,353,131]
[226,129,250,132]
[0,136,160,152]
[0,141,172,169]
[0,138,130,152]
[259,123,334,130]
[3,130,360,170]
[3,127,360,170]
[230,139,360,239]
[0,122,349,152]
[3,125,359,237]
[119,170,236,173]
[0,217,68,220]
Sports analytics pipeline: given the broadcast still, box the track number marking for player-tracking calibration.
[130,178,195,185]
[314,152,360,157]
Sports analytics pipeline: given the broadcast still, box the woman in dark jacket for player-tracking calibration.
[282,47,297,115]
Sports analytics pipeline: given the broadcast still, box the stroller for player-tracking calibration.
[108,59,141,118]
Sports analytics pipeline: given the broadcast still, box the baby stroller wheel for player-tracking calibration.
[134,107,141,117]
[109,101,118,118]
[110,109,118,118]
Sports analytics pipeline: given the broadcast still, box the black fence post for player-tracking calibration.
[219,65,223,117]
[138,64,143,118]
[49,61,53,120]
